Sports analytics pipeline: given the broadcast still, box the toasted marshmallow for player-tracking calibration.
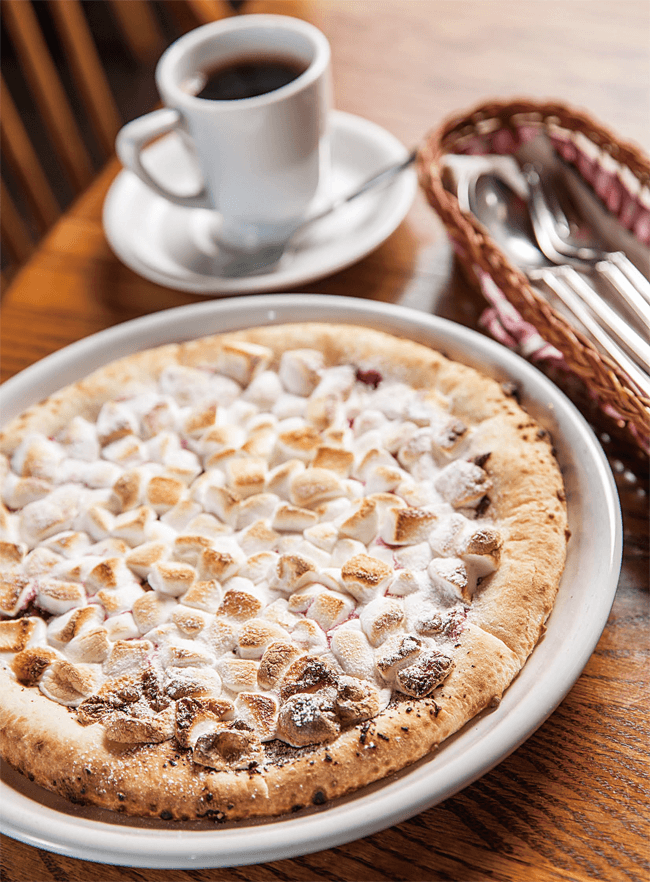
[12,433,63,482]
[0,539,26,572]
[359,596,405,646]
[395,649,453,697]
[19,485,82,547]
[271,502,318,533]
[22,547,62,577]
[217,657,259,693]
[338,499,379,545]
[159,636,216,669]
[35,578,86,614]
[375,633,422,680]
[96,401,139,446]
[85,557,134,593]
[11,645,60,684]
[0,617,46,653]
[458,527,502,584]
[171,534,213,566]
[47,605,103,647]
[276,692,339,747]
[104,611,140,641]
[234,692,279,741]
[80,504,115,541]
[290,619,329,654]
[238,519,280,555]
[269,553,317,595]
[197,424,245,459]
[161,499,203,531]
[237,492,279,529]
[330,627,376,680]
[200,484,240,526]
[306,590,355,632]
[217,580,265,621]
[149,561,196,597]
[102,435,147,468]
[427,557,469,603]
[192,721,264,771]
[2,473,53,509]
[265,459,305,501]
[40,659,97,706]
[42,531,90,560]
[303,521,339,553]
[393,541,433,571]
[275,425,321,463]
[237,550,278,584]
[380,506,438,546]
[104,639,153,677]
[183,404,217,438]
[387,568,429,597]
[216,341,271,386]
[180,579,222,613]
[132,591,177,633]
[56,416,100,461]
[340,553,392,603]
[243,369,283,408]
[197,539,245,581]
[311,446,353,478]
[199,617,238,656]
[140,399,181,438]
[237,618,290,659]
[434,460,491,508]
[278,349,323,396]
[65,626,111,664]
[171,604,211,637]
[95,581,145,615]
[125,541,167,578]
[111,505,155,546]
[158,364,212,405]
[290,468,345,508]
[225,457,267,499]
[144,475,185,514]
[257,641,304,689]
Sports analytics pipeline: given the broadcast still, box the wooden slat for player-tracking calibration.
[0,179,35,266]
[107,0,166,64]
[1,0,94,193]
[48,0,122,159]
[0,76,61,233]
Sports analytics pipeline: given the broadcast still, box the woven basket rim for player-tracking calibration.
[416,97,650,449]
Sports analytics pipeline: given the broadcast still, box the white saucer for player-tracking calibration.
[103,111,417,294]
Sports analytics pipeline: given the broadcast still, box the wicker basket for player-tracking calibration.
[417,98,650,451]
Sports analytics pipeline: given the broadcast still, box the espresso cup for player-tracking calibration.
[116,15,331,251]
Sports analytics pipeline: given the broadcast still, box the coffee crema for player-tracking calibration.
[189,55,308,101]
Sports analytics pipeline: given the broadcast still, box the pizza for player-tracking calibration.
[0,323,568,821]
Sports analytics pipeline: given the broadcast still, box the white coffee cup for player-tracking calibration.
[116,15,331,251]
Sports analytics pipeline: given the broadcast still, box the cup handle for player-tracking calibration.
[115,108,211,210]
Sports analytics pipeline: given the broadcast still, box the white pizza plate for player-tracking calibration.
[102,111,417,294]
[0,295,622,869]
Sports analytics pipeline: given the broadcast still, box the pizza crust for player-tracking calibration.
[0,323,568,820]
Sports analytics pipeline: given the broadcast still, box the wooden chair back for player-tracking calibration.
[1,0,234,289]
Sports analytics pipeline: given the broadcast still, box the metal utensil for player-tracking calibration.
[466,170,650,398]
[221,150,417,276]
[522,164,650,330]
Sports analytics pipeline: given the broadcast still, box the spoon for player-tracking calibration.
[467,171,650,398]
[220,150,417,276]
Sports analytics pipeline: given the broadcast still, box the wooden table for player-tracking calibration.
[1,2,648,880]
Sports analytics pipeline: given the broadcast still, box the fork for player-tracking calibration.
[522,164,650,333]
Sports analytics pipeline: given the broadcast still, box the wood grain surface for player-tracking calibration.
[1,2,648,880]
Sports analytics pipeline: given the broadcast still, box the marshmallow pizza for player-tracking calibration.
[0,324,568,819]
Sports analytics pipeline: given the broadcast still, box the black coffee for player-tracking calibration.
[194,56,307,101]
